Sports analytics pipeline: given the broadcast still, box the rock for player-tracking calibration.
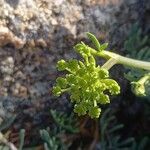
[0,87,8,96]
[14,71,26,80]
[0,56,14,75]
[35,38,47,48]
[29,82,48,97]
[11,82,28,98]
[4,75,14,82]
[19,86,28,98]
[0,26,25,49]
[0,0,148,50]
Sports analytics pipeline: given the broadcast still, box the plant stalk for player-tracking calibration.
[101,58,117,70]
[89,47,150,71]
[137,74,150,84]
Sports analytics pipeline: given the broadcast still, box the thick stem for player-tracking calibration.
[89,47,150,71]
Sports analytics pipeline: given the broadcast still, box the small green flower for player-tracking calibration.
[66,74,77,84]
[56,77,67,88]
[68,59,79,72]
[131,74,150,97]
[98,68,109,78]
[52,86,62,97]
[131,82,146,96]
[88,106,101,119]
[57,59,67,71]
[74,103,87,116]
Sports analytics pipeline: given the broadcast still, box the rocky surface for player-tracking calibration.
[0,0,147,49]
[0,0,149,141]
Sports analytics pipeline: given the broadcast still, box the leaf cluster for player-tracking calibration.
[50,110,78,133]
[40,110,79,150]
[40,129,65,150]
[100,109,133,150]
[98,108,149,150]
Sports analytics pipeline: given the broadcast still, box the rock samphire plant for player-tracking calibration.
[53,33,150,118]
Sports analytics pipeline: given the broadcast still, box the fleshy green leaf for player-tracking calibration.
[99,43,108,51]
[86,32,101,51]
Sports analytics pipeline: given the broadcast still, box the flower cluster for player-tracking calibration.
[53,41,120,118]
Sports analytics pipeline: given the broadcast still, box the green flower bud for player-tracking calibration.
[66,74,77,84]
[89,55,96,66]
[131,82,146,96]
[74,43,90,56]
[88,106,101,118]
[97,93,110,104]
[102,79,120,95]
[70,93,80,103]
[57,60,67,71]
[131,74,150,97]
[98,68,109,78]
[52,86,62,97]
[68,59,79,72]
[56,77,67,88]
[74,104,87,116]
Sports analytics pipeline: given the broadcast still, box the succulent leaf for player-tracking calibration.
[86,32,101,51]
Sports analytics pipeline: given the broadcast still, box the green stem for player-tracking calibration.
[137,74,150,84]
[62,87,71,92]
[101,58,117,70]
[89,47,150,71]
[94,100,97,107]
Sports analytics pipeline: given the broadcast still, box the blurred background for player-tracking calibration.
[0,0,149,149]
